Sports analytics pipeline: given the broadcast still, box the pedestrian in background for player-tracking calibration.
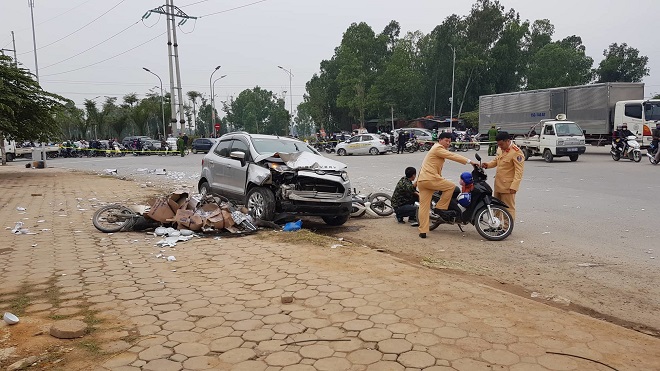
[481,131,525,220]
[397,131,407,154]
[177,134,185,157]
[487,125,498,156]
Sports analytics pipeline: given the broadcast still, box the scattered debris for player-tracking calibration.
[104,169,118,174]
[3,312,19,325]
[281,296,294,304]
[167,256,176,262]
[330,244,343,249]
[531,292,541,298]
[7,356,39,371]
[283,220,302,232]
[16,207,26,211]
[577,263,602,267]
[50,319,88,339]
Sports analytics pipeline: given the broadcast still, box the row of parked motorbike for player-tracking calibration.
[610,135,658,164]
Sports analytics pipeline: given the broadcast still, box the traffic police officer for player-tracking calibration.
[487,125,498,156]
[482,131,525,220]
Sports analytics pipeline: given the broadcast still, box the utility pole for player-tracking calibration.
[449,44,456,131]
[1,32,18,68]
[143,0,196,136]
[28,0,39,82]
[278,66,294,136]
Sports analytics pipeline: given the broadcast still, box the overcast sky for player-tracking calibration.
[2,0,658,117]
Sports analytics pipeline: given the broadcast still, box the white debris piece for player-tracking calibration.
[167,256,176,262]
[104,169,118,174]
[577,263,601,267]
[16,207,26,211]
[330,244,343,249]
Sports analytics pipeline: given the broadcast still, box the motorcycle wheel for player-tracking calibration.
[92,204,134,233]
[473,144,481,151]
[633,151,641,162]
[611,150,620,161]
[368,193,394,216]
[474,206,513,241]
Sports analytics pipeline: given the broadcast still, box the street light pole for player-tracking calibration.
[278,65,294,136]
[212,74,227,136]
[449,44,456,131]
[143,68,166,139]
[208,65,221,137]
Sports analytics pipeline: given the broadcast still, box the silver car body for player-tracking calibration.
[199,133,352,220]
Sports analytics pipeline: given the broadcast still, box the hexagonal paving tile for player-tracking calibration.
[313,357,352,370]
[342,319,374,331]
[398,350,436,368]
[264,351,301,366]
[377,338,413,354]
[347,349,382,364]
[359,328,393,342]
[299,344,334,359]
[173,343,209,357]
[218,348,256,364]
[209,337,244,352]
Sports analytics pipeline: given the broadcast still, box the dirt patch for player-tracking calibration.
[0,278,139,370]
[320,217,660,338]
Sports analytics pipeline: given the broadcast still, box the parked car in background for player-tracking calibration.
[191,138,215,154]
[198,133,352,226]
[335,133,391,156]
[142,139,161,151]
[394,128,433,142]
[122,136,151,148]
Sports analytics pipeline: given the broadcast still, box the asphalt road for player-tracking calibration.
[31,145,660,331]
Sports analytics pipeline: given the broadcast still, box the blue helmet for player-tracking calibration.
[457,192,471,207]
[460,172,473,185]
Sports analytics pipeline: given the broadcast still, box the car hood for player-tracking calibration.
[254,151,347,171]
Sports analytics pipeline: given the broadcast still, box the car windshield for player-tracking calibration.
[555,123,583,136]
[644,102,660,120]
[251,138,318,155]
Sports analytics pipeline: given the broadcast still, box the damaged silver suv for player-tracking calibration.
[198,133,352,226]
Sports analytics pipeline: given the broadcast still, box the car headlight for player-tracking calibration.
[269,163,292,172]
[579,139,585,145]
[341,171,349,181]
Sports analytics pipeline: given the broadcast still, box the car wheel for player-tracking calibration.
[569,154,579,162]
[543,149,553,163]
[246,187,276,221]
[369,147,379,155]
[322,214,349,226]
[522,148,530,161]
[192,148,198,154]
[198,181,211,196]
[337,148,347,156]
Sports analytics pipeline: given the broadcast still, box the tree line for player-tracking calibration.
[298,0,651,132]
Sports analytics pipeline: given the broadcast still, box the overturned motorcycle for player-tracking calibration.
[92,192,257,234]
[350,189,394,218]
[417,154,513,241]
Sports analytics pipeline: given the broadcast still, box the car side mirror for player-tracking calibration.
[230,151,246,166]
[583,130,587,135]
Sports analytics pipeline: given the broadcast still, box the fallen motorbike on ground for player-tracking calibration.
[417,153,513,241]
[92,204,159,233]
[610,136,641,162]
[350,189,394,218]
[419,141,434,152]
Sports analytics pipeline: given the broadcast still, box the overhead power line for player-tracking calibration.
[180,0,212,8]
[41,32,165,77]
[198,0,269,18]
[41,21,140,69]
[19,0,127,56]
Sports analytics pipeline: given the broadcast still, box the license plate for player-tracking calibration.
[567,148,578,152]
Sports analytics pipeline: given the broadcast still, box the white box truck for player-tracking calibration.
[479,82,660,147]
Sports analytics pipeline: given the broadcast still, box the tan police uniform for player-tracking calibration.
[417,144,470,234]
[484,144,525,220]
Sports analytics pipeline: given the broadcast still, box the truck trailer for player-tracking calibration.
[478,82,660,147]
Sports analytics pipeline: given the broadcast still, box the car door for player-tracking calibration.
[346,135,362,154]
[357,135,374,154]
[208,139,233,195]
[224,138,251,198]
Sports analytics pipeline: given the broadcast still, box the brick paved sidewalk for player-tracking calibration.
[0,165,659,371]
